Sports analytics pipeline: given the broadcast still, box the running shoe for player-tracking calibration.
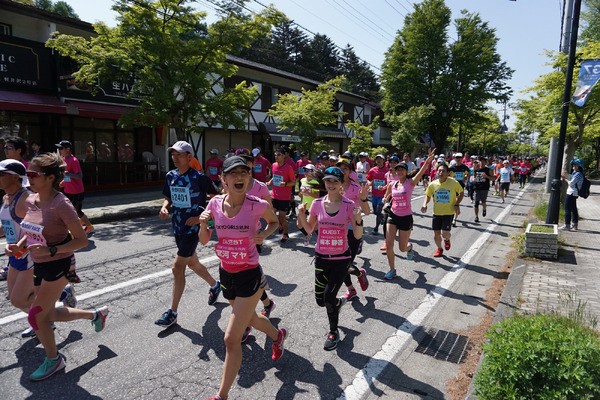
[60,284,77,308]
[372,229,379,236]
[280,234,289,243]
[482,209,487,217]
[474,217,480,223]
[433,248,443,257]
[29,353,66,381]
[342,288,357,301]
[502,199,505,204]
[0,266,7,281]
[21,327,36,338]
[338,296,347,308]
[261,299,276,318]
[357,268,369,291]
[452,218,457,227]
[406,243,414,260]
[272,328,288,361]
[559,225,570,231]
[380,242,387,251]
[444,239,451,251]
[384,270,396,280]
[155,309,177,327]
[571,224,578,232]
[91,306,109,332]
[324,331,340,351]
[85,225,95,235]
[303,233,311,246]
[241,326,251,343]
[208,281,221,306]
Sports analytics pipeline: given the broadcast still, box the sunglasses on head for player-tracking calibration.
[4,145,15,150]
[26,170,47,179]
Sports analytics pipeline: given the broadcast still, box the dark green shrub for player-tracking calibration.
[474,313,600,399]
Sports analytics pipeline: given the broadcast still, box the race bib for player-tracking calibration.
[171,186,191,208]
[253,164,262,173]
[273,174,284,186]
[357,173,365,182]
[298,167,304,175]
[63,175,71,182]
[318,227,345,253]
[392,192,410,211]
[453,171,464,181]
[209,166,218,176]
[21,221,46,246]
[215,237,250,265]
[435,190,450,203]
[501,172,509,181]
[1,219,17,243]
[374,179,385,189]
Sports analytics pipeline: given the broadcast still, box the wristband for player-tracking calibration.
[355,220,363,226]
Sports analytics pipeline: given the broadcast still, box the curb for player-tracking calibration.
[88,205,161,225]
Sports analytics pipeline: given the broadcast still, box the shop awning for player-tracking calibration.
[258,122,301,142]
[67,100,135,120]
[0,90,67,114]
[316,129,348,139]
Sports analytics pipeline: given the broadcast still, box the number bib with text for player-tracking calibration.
[170,186,191,208]
[0,219,17,243]
[273,174,284,186]
[21,221,47,246]
[392,192,410,211]
[318,227,345,254]
[215,237,250,265]
[435,190,451,204]
[254,164,262,173]
[374,179,385,189]
[453,171,464,181]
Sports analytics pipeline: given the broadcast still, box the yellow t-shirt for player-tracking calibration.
[425,177,464,216]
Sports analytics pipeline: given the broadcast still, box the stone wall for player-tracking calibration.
[525,224,558,260]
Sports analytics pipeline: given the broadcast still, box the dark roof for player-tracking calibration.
[0,0,93,31]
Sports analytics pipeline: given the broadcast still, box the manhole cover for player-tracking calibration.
[415,329,470,364]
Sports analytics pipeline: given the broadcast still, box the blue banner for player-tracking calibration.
[572,59,600,107]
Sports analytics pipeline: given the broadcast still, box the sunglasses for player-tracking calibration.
[26,170,47,179]
[274,153,283,157]
[3,145,15,150]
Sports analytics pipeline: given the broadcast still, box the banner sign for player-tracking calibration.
[572,59,600,107]
[0,39,54,91]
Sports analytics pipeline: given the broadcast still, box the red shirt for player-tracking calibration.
[366,166,389,197]
[63,154,84,194]
[296,159,312,179]
[271,162,295,200]
[205,157,223,181]
[253,156,271,182]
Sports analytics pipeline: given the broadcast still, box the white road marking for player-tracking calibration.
[338,184,529,400]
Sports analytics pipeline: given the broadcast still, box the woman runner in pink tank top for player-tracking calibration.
[199,156,288,400]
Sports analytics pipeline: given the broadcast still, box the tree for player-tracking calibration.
[268,78,342,156]
[581,0,600,42]
[381,0,512,151]
[310,34,340,80]
[47,0,283,141]
[346,116,380,155]
[340,44,380,100]
[386,104,436,153]
[35,0,80,19]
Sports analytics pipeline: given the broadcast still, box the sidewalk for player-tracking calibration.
[85,186,164,224]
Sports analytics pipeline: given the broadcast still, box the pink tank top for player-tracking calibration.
[390,179,415,217]
[206,194,268,272]
[309,196,355,256]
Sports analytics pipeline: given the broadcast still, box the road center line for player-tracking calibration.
[338,184,529,400]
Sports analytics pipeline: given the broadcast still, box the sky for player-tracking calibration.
[64,0,567,128]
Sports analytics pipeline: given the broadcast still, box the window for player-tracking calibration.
[0,23,12,36]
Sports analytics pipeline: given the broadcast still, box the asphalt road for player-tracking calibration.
[0,183,534,400]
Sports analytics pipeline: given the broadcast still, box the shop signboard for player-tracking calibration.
[0,38,54,91]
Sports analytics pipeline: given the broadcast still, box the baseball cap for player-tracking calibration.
[168,141,193,153]
[323,167,344,182]
[375,154,385,160]
[389,156,400,162]
[210,148,219,154]
[300,151,307,156]
[0,159,29,187]
[55,140,72,149]
[395,162,409,170]
[252,148,261,157]
[222,155,250,173]
[238,152,254,163]
[336,157,351,166]
[455,152,463,158]
[304,163,316,171]
[359,152,368,157]
[329,155,338,161]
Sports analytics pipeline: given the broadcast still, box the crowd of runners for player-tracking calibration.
[1,136,554,398]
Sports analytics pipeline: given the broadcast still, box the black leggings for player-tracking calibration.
[315,256,351,333]
[344,229,363,287]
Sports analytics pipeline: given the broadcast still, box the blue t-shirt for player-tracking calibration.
[163,168,216,235]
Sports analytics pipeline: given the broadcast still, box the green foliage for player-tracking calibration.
[534,199,564,223]
[386,105,435,153]
[268,78,341,156]
[511,233,526,253]
[34,0,79,18]
[369,146,389,159]
[46,0,283,136]
[474,313,600,399]
[529,224,554,233]
[346,117,380,156]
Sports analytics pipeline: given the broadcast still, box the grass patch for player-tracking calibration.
[534,199,564,222]
[529,224,554,233]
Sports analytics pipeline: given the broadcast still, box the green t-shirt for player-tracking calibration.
[300,177,320,209]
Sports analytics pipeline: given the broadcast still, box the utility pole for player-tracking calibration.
[546,0,582,224]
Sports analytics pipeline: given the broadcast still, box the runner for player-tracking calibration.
[56,140,94,235]
[492,158,503,195]
[336,158,370,301]
[296,151,312,183]
[380,155,400,251]
[297,163,322,245]
[448,153,470,227]
[496,160,514,203]
[205,149,224,188]
[251,148,271,183]
[383,149,435,278]
[297,166,363,350]
[560,159,584,231]
[267,149,296,243]
[366,154,388,235]
[156,141,220,328]
[421,163,464,257]
[472,158,495,223]
[517,157,528,188]
[356,152,370,184]
[402,152,418,173]
[200,156,288,400]
[283,146,299,218]
[8,153,108,381]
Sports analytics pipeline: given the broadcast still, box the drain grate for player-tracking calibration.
[415,329,470,364]
[511,212,527,216]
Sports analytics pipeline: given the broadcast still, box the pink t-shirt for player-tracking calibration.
[253,156,271,182]
[22,192,79,263]
[366,166,388,197]
[309,196,355,256]
[271,162,295,200]
[205,158,223,181]
[206,194,268,272]
[341,181,362,208]
[385,171,399,183]
[390,179,415,217]
[63,155,84,194]
[246,179,270,199]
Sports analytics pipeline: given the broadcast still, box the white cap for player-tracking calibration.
[168,141,193,153]
[375,154,385,160]
[439,153,445,158]
[0,159,29,187]
[210,148,219,154]
[455,152,463,157]
[252,148,260,157]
